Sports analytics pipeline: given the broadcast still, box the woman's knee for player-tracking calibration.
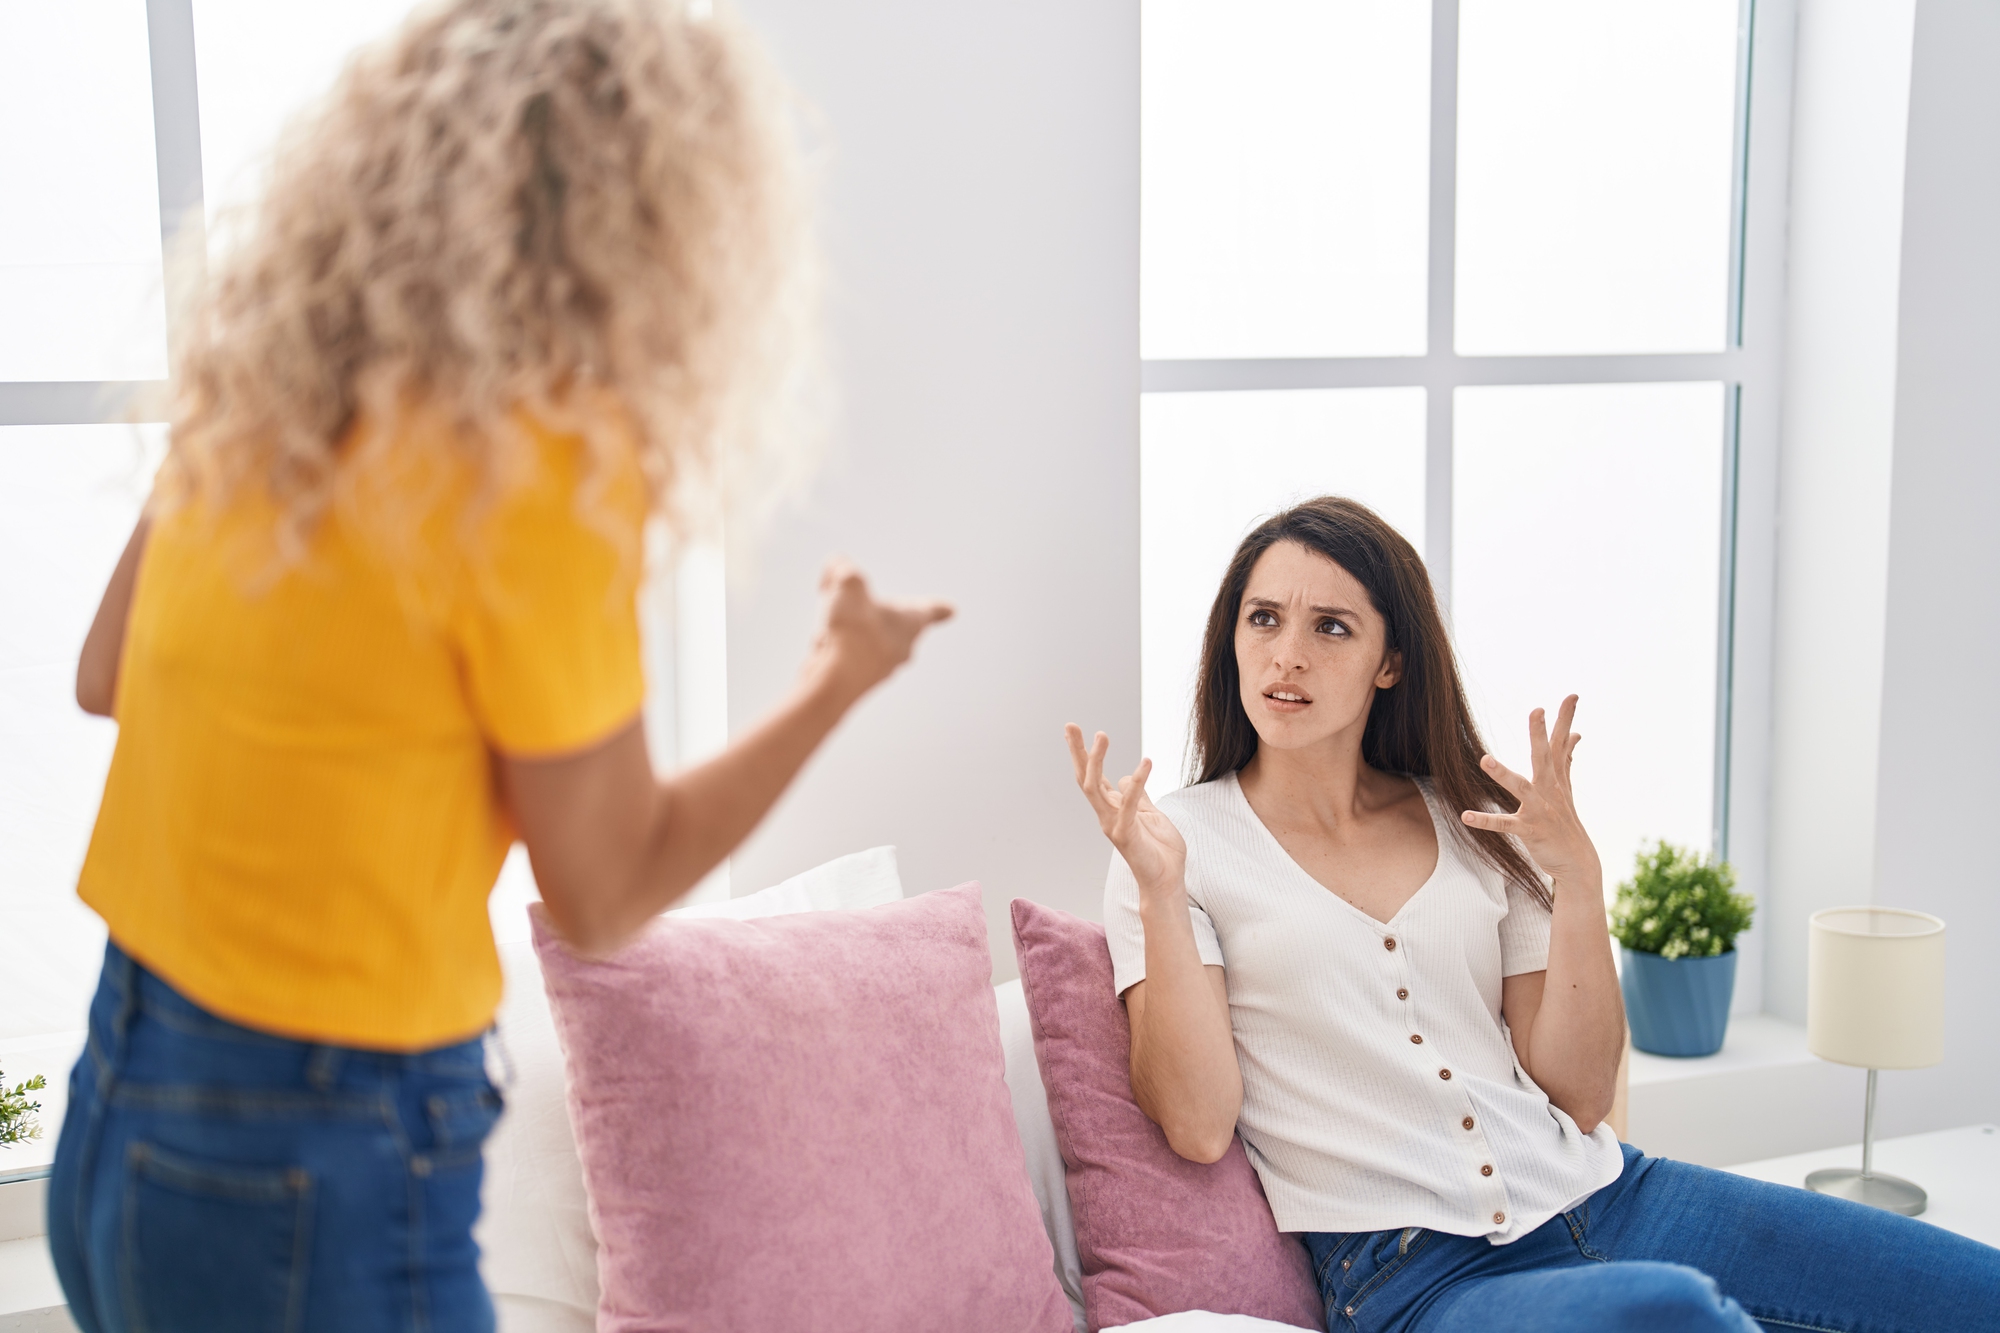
[1605,1262,1755,1332]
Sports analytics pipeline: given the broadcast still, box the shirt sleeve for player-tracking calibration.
[1497,875,1554,977]
[1103,846,1225,997]
[453,429,647,757]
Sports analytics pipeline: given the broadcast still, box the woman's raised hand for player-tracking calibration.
[1460,694,1602,891]
[806,558,954,702]
[1065,725,1187,900]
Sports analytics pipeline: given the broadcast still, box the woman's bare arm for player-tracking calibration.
[501,561,950,955]
[1466,697,1625,1133]
[1067,727,1242,1163]
[77,516,154,717]
[1123,963,1239,1163]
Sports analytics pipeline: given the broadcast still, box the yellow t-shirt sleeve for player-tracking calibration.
[454,435,647,757]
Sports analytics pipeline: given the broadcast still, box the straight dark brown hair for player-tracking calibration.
[1190,495,1549,908]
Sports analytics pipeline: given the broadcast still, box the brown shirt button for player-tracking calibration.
[1396,987,1409,1000]
[1462,1116,1476,1130]
[1494,1211,1507,1225]
[1439,1068,1452,1080]
[1383,937,1397,951]
[1409,1034,1423,1044]
[1480,1164,1494,1177]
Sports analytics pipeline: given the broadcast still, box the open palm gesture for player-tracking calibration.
[1065,725,1186,897]
[1459,694,1602,889]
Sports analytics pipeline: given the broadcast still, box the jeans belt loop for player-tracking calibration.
[306,1046,345,1092]
[108,945,141,1060]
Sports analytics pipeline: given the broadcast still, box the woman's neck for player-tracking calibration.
[1238,729,1396,834]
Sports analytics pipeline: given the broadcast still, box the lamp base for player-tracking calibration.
[1804,1168,1927,1216]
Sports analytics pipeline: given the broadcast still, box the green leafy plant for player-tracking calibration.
[0,1066,48,1148]
[1610,840,1754,960]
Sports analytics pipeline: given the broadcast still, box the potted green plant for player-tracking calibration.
[1,1065,47,1148]
[1610,841,1756,1057]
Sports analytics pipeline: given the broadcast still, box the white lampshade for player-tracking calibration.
[1807,907,1945,1070]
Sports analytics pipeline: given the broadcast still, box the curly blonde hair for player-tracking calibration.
[157,0,816,560]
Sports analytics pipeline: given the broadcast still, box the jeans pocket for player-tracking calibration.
[424,1084,503,1167]
[119,1142,313,1333]
[1333,1227,1432,1326]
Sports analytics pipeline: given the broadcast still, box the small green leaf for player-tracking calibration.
[0,1068,48,1148]
[1610,840,1754,959]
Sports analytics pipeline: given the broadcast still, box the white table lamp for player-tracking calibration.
[1805,906,1946,1215]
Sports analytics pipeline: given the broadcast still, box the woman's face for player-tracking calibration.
[1233,540,1402,757]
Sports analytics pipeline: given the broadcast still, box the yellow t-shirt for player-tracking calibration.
[77,414,646,1050]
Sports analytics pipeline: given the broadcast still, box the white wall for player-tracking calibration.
[1763,0,1916,1024]
[723,1,1140,980]
[1869,0,2000,1135]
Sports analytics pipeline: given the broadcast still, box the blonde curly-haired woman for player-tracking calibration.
[48,3,948,1328]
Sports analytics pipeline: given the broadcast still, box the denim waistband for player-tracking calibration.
[99,938,487,1079]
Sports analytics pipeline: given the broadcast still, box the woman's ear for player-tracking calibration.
[1375,649,1404,690]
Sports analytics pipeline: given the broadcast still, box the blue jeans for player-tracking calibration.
[48,942,503,1333]
[1303,1143,2000,1332]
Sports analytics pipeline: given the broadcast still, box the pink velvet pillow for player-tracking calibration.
[533,883,1071,1333]
[1009,898,1322,1332]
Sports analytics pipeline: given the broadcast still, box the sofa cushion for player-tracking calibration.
[535,881,1072,1333]
[478,847,904,1332]
[1010,898,1322,1333]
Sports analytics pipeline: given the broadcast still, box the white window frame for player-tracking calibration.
[0,0,200,424]
[1138,0,1795,1013]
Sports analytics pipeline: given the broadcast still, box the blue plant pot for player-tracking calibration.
[1621,947,1736,1057]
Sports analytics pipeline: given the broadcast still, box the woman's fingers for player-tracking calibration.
[1463,808,1521,835]
[1064,728,1165,851]
[1480,752,1532,800]
[891,597,957,628]
[1527,707,1551,784]
[1065,726,1117,823]
[1113,759,1154,840]
[1085,731,1111,798]
[1546,696,1577,786]
[1549,695,1578,751]
[1064,723,1091,787]
[819,555,859,593]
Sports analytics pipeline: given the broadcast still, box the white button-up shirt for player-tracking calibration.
[1103,773,1623,1243]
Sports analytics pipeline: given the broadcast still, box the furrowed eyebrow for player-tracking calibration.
[1244,596,1356,617]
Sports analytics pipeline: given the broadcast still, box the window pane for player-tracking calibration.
[1141,0,1432,360]
[0,425,165,1041]
[1452,383,1722,884]
[193,1,423,230]
[0,0,168,381]
[1142,388,1427,790]
[1455,0,1738,355]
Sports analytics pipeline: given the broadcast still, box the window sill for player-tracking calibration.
[1624,1014,1870,1167]
[0,1234,70,1332]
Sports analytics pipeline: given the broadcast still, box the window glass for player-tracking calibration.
[1452,383,1722,883]
[1455,0,1738,355]
[1141,0,1432,360]
[0,0,168,381]
[1141,388,1426,791]
[0,425,165,1041]
[192,0,422,232]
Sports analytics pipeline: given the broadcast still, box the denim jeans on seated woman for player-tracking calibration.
[48,941,503,1333]
[1303,1142,2000,1332]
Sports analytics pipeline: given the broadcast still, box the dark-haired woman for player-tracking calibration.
[1066,496,1998,1332]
